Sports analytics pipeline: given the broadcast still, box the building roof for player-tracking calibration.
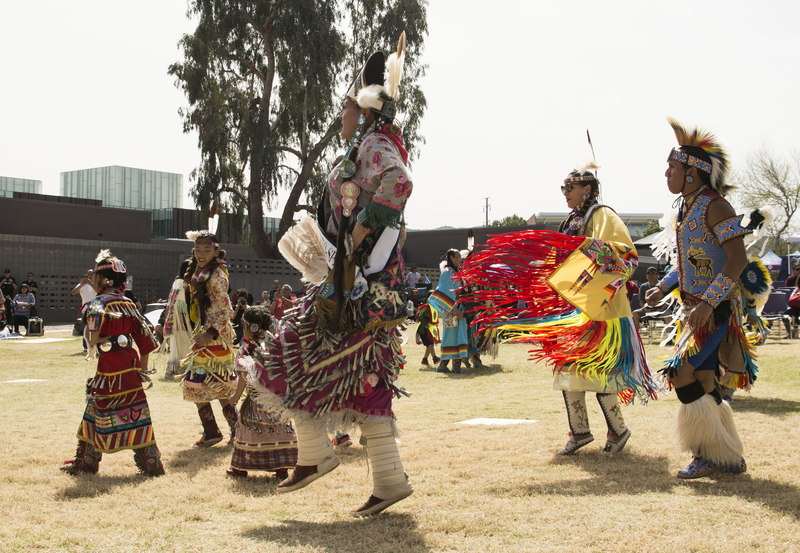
[527,212,663,225]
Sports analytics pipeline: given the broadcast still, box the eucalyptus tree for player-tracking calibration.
[169,0,428,257]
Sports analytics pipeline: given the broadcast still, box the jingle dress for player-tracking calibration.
[78,292,159,453]
[249,124,412,432]
[180,265,238,401]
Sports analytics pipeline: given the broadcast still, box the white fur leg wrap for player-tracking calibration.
[294,419,335,466]
[360,421,412,500]
[674,393,743,466]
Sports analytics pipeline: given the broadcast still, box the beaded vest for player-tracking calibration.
[676,189,748,299]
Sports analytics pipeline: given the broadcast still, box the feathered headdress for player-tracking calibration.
[186,202,221,246]
[668,117,732,196]
[347,32,406,120]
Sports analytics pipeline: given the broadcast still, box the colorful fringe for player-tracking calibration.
[660,295,758,391]
[458,230,660,403]
[249,280,409,420]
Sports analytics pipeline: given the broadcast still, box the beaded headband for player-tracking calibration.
[669,149,712,174]
[194,236,219,247]
[563,175,597,184]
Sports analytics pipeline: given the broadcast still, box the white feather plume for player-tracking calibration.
[744,205,777,256]
[95,249,112,263]
[651,210,678,266]
[355,84,384,111]
[576,160,600,174]
[278,216,329,284]
[208,203,220,235]
[185,230,200,242]
[384,31,406,101]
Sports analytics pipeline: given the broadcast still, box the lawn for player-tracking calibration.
[1,327,798,552]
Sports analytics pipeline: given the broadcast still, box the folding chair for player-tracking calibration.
[761,291,790,339]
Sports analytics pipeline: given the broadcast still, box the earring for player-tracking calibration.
[686,175,693,183]
[581,191,590,201]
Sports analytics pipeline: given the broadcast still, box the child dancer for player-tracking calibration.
[227,305,298,479]
[61,250,164,476]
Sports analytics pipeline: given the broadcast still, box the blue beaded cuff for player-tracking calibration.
[657,268,679,295]
[701,273,736,308]
[713,215,749,244]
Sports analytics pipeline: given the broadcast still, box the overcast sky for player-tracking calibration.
[2,1,799,230]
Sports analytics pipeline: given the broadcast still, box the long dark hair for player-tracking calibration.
[570,171,601,219]
[184,232,226,327]
[242,304,272,340]
[445,249,460,270]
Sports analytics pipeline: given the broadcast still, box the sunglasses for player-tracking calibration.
[560,183,573,195]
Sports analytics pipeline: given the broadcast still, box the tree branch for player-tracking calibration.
[224,53,265,85]
[219,186,248,204]
[276,145,303,160]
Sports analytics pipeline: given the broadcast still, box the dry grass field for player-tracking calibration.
[1,326,799,552]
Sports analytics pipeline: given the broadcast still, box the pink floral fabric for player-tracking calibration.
[327,130,412,233]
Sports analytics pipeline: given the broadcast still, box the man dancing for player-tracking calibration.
[646,118,752,479]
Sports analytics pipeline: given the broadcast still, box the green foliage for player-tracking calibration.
[490,214,528,227]
[641,219,663,237]
[169,0,428,257]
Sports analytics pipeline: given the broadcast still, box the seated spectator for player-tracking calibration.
[632,267,670,327]
[786,264,800,288]
[783,285,800,339]
[12,284,35,335]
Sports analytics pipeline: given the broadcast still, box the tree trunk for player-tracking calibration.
[278,122,340,238]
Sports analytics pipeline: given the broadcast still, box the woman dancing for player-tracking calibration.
[248,34,414,515]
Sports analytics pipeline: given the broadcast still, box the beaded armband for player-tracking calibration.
[656,268,679,295]
[700,273,736,308]
[712,215,749,244]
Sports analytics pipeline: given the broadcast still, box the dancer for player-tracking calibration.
[159,259,194,380]
[646,118,753,478]
[227,304,297,479]
[180,230,238,447]
[429,249,469,374]
[459,162,660,454]
[247,33,414,516]
[61,250,164,476]
[416,293,441,366]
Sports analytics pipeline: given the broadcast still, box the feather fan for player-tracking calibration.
[278,216,329,284]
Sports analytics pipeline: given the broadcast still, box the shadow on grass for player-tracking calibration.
[434,364,505,379]
[243,513,429,553]
[167,444,233,477]
[56,473,150,499]
[727,396,800,416]
[497,450,800,519]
